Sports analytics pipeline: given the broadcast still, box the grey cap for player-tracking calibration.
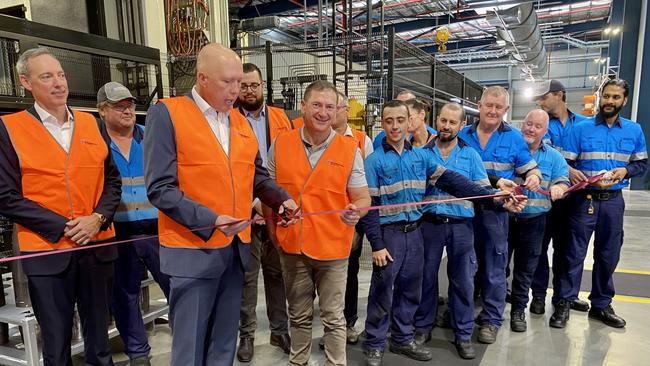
[532,79,565,100]
[97,81,136,103]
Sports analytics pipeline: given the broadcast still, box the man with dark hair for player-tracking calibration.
[264,80,371,365]
[234,62,292,362]
[372,94,436,149]
[552,78,647,329]
[0,47,121,366]
[529,79,589,315]
[362,100,523,366]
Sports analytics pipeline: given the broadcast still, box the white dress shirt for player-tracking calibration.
[192,87,230,156]
[34,102,74,153]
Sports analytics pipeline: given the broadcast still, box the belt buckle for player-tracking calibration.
[597,192,610,200]
[441,217,450,223]
[403,222,416,232]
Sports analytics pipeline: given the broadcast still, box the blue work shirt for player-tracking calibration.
[242,106,268,166]
[563,114,649,190]
[421,138,490,218]
[372,125,437,150]
[458,121,537,180]
[514,143,569,216]
[542,109,587,152]
[365,139,445,225]
[111,124,158,223]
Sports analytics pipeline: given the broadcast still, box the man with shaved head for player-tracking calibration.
[507,109,569,332]
[144,43,298,366]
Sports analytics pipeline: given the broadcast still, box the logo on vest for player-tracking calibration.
[326,160,344,168]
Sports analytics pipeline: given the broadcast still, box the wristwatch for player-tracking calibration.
[93,212,107,225]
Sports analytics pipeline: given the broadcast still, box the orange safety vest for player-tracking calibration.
[274,129,357,260]
[158,97,259,248]
[1,110,115,251]
[292,116,304,129]
[233,106,292,144]
[349,127,367,158]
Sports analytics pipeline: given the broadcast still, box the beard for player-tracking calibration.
[437,131,458,142]
[524,136,536,145]
[237,94,264,112]
[600,103,622,119]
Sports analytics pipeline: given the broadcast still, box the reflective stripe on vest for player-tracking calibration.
[275,129,356,260]
[158,97,258,248]
[2,110,115,251]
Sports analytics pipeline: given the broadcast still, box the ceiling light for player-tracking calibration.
[524,88,533,98]
[594,57,601,63]
[603,27,611,35]
[612,27,621,35]
[600,58,608,64]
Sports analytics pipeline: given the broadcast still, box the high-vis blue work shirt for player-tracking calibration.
[514,143,569,217]
[458,121,537,180]
[562,114,648,190]
[542,110,587,153]
[421,138,490,218]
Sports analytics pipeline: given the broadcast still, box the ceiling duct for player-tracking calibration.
[487,3,547,78]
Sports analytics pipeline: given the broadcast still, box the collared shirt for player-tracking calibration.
[458,121,537,180]
[110,124,158,224]
[542,109,587,152]
[563,114,649,190]
[242,105,269,166]
[344,125,374,159]
[267,127,366,188]
[191,87,230,155]
[34,102,74,152]
[422,138,490,218]
[364,139,445,225]
[514,143,569,216]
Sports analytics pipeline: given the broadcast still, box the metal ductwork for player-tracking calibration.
[486,3,547,78]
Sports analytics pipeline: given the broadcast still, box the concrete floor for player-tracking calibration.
[77,190,650,366]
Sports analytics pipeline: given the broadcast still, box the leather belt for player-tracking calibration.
[383,221,420,233]
[422,214,467,224]
[583,189,621,201]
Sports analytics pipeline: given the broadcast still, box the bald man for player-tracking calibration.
[144,43,297,366]
[506,109,569,332]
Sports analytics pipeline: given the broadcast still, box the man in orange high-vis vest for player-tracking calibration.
[264,80,371,366]
[235,62,292,362]
[143,43,297,366]
[0,48,121,366]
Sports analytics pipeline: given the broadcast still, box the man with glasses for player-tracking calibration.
[97,81,170,366]
[234,63,292,362]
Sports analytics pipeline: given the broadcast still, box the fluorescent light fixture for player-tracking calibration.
[524,88,533,98]
[612,27,621,35]
[603,27,611,35]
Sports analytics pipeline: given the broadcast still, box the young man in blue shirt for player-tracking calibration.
[552,79,648,328]
[411,103,491,359]
[507,109,569,333]
[531,79,589,314]
[362,100,522,366]
[457,86,542,344]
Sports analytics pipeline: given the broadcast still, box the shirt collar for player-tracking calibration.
[299,126,336,149]
[132,124,144,143]
[241,104,266,119]
[469,120,510,133]
[191,86,230,119]
[381,137,413,153]
[343,125,354,137]
[425,136,465,149]
[34,102,74,124]
[595,112,623,127]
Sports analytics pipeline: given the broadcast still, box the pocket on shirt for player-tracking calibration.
[618,138,635,154]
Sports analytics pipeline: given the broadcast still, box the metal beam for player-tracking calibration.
[238,0,320,19]
[369,10,479,34]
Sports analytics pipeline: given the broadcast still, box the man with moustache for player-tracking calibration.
[507,109,569,333]
[362,100,516,366]
[411,103,491,359]
[530,80,589,315]
[264,80,370,365]
[97,81,170,366]
[144,43,297,365]
[0,47,121,366]
[234,63,292,362]
[553,79,647,328]
[457,86,542,344]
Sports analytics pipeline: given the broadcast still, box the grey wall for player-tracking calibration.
[29,0,88,33]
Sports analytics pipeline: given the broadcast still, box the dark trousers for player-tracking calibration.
[474,207,509,327]
[507,214,547,311]
[558,191,625,309]
[344,229,364,327]
[364,224,423,350]
[239,224,288,338]
[414,218,476,341]
[112,235,170,359]
[531,200,571,303]
[27,250,114,366]
[169,241,244,366]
